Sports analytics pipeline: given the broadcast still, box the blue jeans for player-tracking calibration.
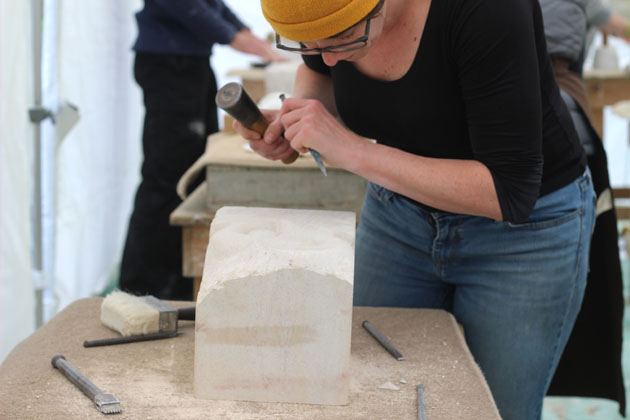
[354,170,596,420]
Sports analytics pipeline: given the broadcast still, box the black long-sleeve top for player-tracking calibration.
[133,0,246,56]
[304,0,586,223]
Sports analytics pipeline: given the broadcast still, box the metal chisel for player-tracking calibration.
[417,384,428,420]
[362,320,405,361]
[279,93,328,176]
[51,354,122,414]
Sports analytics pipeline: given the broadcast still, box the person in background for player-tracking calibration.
[120,0,286,300]
[540,0,629,415]
[235,0,596,418]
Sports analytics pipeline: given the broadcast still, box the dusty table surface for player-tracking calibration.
[0,298,500,420]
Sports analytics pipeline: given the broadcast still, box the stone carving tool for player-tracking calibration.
[362,320,405,361]
[83,290,195,347]
[216,82,316,171]
[279,93,327,176]
[416,384,428,420]
[51,354,122,414]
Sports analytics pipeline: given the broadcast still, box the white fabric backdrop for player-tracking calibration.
[54,0,143,310]
[0,1,36,363]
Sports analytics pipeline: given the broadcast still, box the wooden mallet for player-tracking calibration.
[215,82,298,164]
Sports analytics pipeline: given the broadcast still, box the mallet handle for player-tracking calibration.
[216,82,298,164]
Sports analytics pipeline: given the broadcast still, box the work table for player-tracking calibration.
[0,298,500,419]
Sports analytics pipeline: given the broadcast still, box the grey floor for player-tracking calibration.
[542,223,630,420]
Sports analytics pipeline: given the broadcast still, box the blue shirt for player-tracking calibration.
[133,0,247,56]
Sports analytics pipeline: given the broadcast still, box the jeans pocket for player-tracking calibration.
[503,171,592,231]
[367,182,395,203]
[502,208,581,231]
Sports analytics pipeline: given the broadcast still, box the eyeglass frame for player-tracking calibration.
[275,17,372,55]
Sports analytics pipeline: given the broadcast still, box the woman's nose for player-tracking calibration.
[321,52,340,66]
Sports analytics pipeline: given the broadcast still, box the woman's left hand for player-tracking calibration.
[279,98,365,170]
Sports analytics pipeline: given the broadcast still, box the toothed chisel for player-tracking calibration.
[51,354,122,414]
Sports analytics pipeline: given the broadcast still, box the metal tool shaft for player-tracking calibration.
[362,320,405,361]
[51,354,122,414]
[417,384,428,420]
[84,331,180,347]
[52,354,102,400]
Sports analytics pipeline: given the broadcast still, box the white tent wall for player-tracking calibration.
[53,0,143,310]
[0,2,36,363]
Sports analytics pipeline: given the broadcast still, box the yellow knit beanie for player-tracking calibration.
[261,0,379,41]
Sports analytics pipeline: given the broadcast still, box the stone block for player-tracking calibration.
[194,206,355,405]
[203,133,367,215]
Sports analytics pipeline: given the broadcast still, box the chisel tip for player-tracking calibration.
[95,393,122,414]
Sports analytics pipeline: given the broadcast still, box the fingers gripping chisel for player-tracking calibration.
[279,93,327,176]
[215,82,327,175]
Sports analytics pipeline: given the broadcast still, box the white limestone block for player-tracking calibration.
[194,206,355,405]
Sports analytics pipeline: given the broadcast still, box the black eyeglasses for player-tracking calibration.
[275,18,371,55]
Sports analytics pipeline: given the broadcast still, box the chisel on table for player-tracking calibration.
[51,354,122,414]
[362,320,405,361]
[417,384,428,420]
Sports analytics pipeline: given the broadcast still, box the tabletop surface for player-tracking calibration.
[0,298,500,420]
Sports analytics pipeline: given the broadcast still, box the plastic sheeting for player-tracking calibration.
[0,1,36,363]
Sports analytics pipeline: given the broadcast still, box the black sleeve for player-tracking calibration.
[451,0,544,222]
[302,54,332,76]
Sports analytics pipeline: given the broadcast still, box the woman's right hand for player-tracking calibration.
[232,109,298,162]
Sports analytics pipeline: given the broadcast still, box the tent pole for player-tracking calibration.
[31,0,44,328]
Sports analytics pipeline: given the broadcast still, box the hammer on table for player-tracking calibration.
[216,82,326,175]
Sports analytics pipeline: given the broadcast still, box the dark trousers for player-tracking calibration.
[119,52,218,300]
